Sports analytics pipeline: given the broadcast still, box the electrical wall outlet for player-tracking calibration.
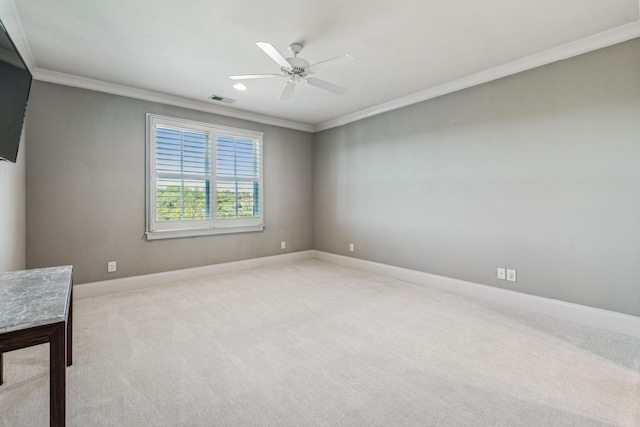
[349,243,354,252]
[507,269,517,282]
[497,268,506,280]
[281,241,286,250]
[107,261,117,273]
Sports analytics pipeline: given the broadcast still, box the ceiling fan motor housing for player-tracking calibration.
[284,57,310,76]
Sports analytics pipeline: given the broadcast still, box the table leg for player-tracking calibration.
[0,352,3,385]
[50,323,66,427]
[67,290,73,367]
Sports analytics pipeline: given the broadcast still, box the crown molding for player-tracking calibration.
[31,68,315,133]
[313,21,640,132]
[5,0,639,134]
[1,0,312,132]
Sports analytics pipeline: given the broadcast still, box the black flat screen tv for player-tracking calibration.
[0,19,32,163]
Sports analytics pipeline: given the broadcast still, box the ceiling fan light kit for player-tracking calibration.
[229,41,354,101]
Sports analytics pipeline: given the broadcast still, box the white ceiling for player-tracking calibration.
[2,0,640,131]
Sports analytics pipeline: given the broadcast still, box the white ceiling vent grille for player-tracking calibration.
[209,95,236,104]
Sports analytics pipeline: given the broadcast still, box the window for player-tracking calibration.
[146,114,263,239]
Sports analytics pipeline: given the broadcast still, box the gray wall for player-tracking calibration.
[0,131,26,272]
[23,39,640,317]
[314,39,640,316]
[26,82,314,284]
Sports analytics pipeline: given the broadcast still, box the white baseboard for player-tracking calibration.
[74,250,315,300]
[314,251,640,339]
[75,248,640,339]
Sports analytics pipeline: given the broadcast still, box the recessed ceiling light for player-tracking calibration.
[233,83,247,91]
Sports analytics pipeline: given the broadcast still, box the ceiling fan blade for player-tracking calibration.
[306,77,348,95]
[256,42,291,69]
[229,74,281,80]
[280,81,295,101]
[307,55,354,74]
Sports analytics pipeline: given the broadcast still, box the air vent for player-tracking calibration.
[209,95,236,104]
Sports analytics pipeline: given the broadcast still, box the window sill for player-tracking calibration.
[145,224,264,240]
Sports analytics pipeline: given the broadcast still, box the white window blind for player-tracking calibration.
[146,114,264,239]
[215,132,261,221]
[155,126,211,222]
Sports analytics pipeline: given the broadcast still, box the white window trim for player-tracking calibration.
[145,114,264,240]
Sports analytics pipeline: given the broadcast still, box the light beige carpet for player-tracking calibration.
[1,259,639,426]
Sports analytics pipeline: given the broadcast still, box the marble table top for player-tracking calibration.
[0,266,73,334]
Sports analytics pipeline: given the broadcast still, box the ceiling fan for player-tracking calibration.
[229,42,354,100]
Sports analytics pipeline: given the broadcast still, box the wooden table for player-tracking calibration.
[0,266,73,427]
